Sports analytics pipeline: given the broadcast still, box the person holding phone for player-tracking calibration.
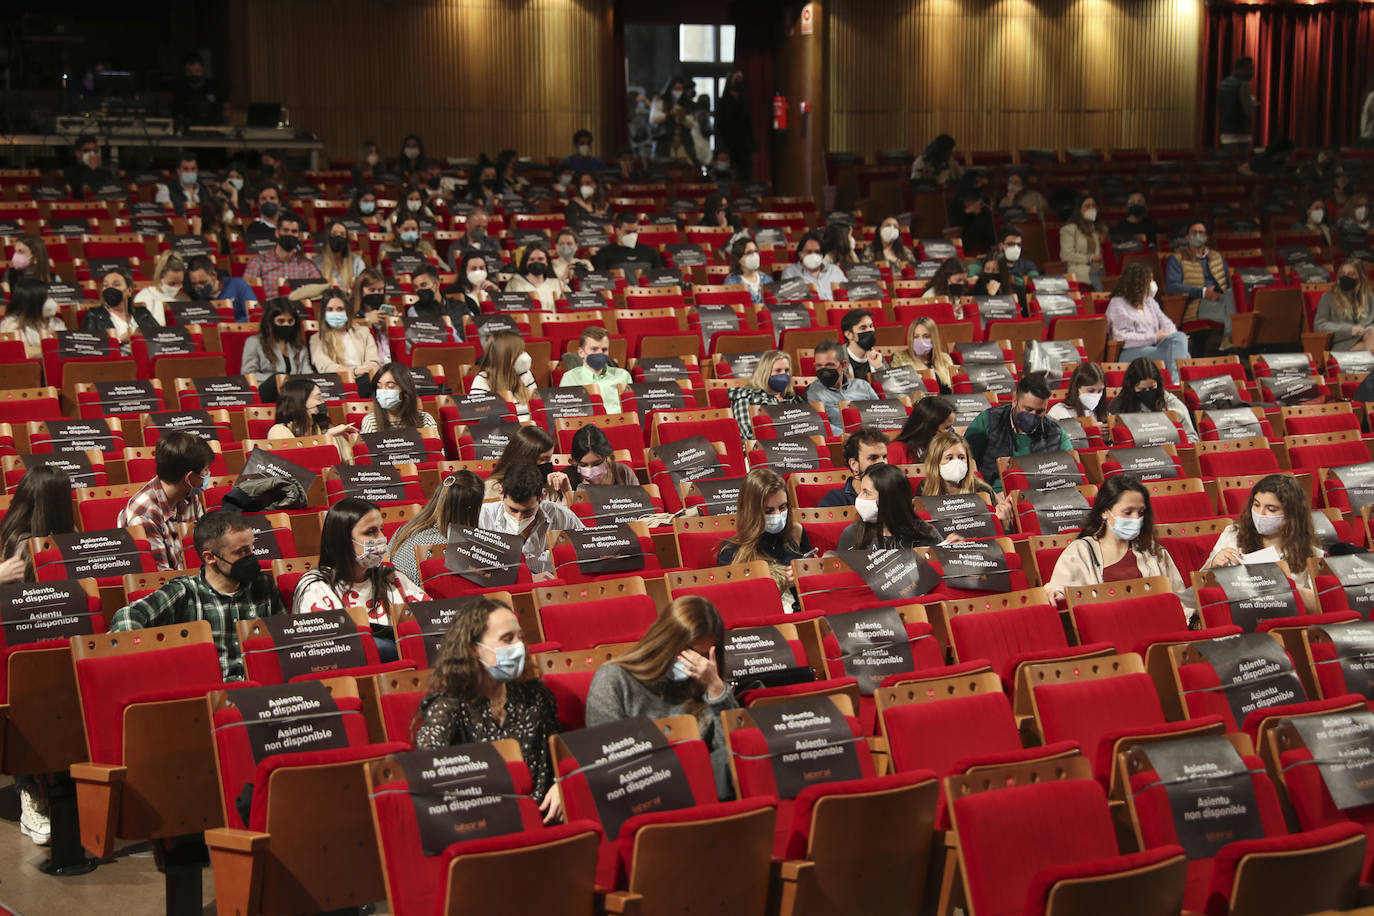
[717,468,813,612]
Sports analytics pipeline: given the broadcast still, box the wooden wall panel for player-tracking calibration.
[827,0,1203,156]
[240,0,611,163]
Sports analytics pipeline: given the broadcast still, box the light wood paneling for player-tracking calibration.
[828,0,1203,156]
[240,0,611,162]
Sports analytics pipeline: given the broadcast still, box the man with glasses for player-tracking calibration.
[110,510,285,680]
[964,373,1072,493]
[117,431,216,570]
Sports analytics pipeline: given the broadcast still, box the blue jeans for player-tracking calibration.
[1120,331,1190,384]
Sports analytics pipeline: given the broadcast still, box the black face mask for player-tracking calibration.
[362,292,385,309]
[189,282,215,301]
[416,288,436,305]
[1128,204,1146,219]
[483,178,498,190]
[259,201,279,219]
[855,330,877,351]
[327,235,348,254]
[1340,276,1359,293]
[538,461,556,480]
[277,234,300,252]
[427,176,441,190]
[313,406,330,426]
[527,262,547,278]
[1135,387,1162,408]
[271,322,296,340]
[947,283,966,297]
[101,287,124,309]
[815,367,841,389]
[215,553,262,585]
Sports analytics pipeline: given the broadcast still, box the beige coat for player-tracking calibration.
[1058,222,1102,285]
[1046,535,1194,615]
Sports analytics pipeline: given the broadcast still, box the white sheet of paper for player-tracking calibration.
[1241,546,1282,565]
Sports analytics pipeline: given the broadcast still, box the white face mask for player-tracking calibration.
[466,269,487,287]
[1310,209,1324,224]
[1357,207,1369,222]
[620,231,639,248]
[763,510,788,535]
[404,147,420,159]
[1079,390,1103,410]
[939,459,968,484]
[1148,280,1159,298]
[503,508,531,533]
[880,225,900,244]
[580,185,595,200]
[161,283,181,297]
[855,497,879,523]
[513,351,532,374]
[848,235,857,250]
[407,199,421,211]
[802,252,823,271]
[1003,244,1021,262]
[1082,208,1098,222]
[741,252,760,272]
[1252,511,1285,536]
[42,300,59,318]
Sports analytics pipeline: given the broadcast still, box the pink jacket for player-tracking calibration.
[1105,296,1177,349]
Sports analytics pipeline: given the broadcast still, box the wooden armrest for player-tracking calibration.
[597,889,645,915]
[70,762,127,784]
[1231,312,1258,349]
[776,859,815,881]
[204,827,271,853]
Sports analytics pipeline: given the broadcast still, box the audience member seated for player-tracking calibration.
[379,217,436,266]
[2,234,54,296]
[471,331,539,422]
[1106,263,1189,384]
[890,406,953,477]
[821,221,859,273]
[718,468,813,612]
[404,265,468,342]
[387,188,436,230]
[585,596,736,797]
[564,172,612,231]
[839,307,885,381]
[722,236,773,304]
[244,211,323,290]
[1,278,65,358]
[592,211,663,272]
[836,463,944,551]
[1293,197,1333,245]
[1314,260,1374,352]
[243,184,282,243]
[119,431,214,571]
[154,151,211,217]
[888,317,952,393]
[1059,193,1106,290]
[1045,474,1191,610]
[360,361,438,434]
[505,244,565,313]
[559,129,608,175]
[1337,194,1371,235]
[919,429,1015,527]
[268,377,357,461]
[130,251,184,327]
[218,161,249,219]
[185,254,255,323]
[972,253,1011,297]
[806,338,877,436]
[1048,361,1108,424]
[551,228,593,283]
[728,349,802,441]
[0,466,75,584]
[351,267,395,363]
[1202,474,1322,611]
[570,425,638,490]
[64,134,114,200]
[909,133,962,187]
[948,178,996,253]
[965,373,1072,493]
[477,461,583,581]
[445,209,502,270]
[1164,220,1235,350]
[82,267,160,353]
[485,426,571,501]
[780,230,846,301]
[560,326,631,414]
[997,229,1040,292]
[1109,190,1163,249]
[241,297,313,377]
[451,252,501,313]
[996,169,1048,216]
[862,216,916,269]
[388,469,483,586]
[920,257,970,303]
[311,289,381,391]
[314,219,368,289]
[415,595,563,821]
[1106,357,1197,443]
[819,427,889,507]
[293,498,426,661]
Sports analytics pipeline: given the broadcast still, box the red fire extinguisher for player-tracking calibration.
[772,92,788,131]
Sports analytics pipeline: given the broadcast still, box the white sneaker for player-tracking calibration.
[18,785,50,846]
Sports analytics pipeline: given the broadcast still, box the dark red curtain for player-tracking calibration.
[1202,1,1374,148]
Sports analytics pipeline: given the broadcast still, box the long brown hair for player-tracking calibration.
[427,596,533,700]
[351,266,385,314]
[1111,263,1153,308]
[611,596,725,712]
[477,332,532,405]
[1235,474,1316,574]
[15,234,52,283]
[369,361,424,430]
[491,425,555,490]
[314,289,355,366]
[720,468,801,564]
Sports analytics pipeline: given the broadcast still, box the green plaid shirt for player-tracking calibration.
[109,570,286,680]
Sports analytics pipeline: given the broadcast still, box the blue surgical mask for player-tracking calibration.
[359,200,376,215]
[400,230,419,244]
[376,388,402,410]
[1110,514,1143,542]
[670,658,692,681]
[194,472,212,492]
[324,312,349,329]
[763,510,787,534]
[480,641,526,682]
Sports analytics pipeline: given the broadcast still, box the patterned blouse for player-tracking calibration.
[413,680,561,800]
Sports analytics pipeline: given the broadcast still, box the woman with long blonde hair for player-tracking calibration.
[1315,260,1374,352]
[470,331,538,421]
[309,288,381,390]
[584,595,737,795]
[717,467,812,611]
[727,348,804,441]
[890,316,954,393]
[132,250,186,326]
[918,429,1015,527]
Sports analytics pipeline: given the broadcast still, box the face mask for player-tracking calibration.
[328,235,348,253]
[359,200,376,215]
[481,178,498,191]
[223,207,235,224]
[1189,232,1207,248]
[481,641,526,682]
[848,235,857,250]
[404,146,420,159]
[911,337,933,356]
[366,153,380,166]
[277,234,300,252]
[400,230,419,244]
[362,292,385,309]
[216,553,262,585]
[1135,387,1161,408]
[939,459,968,484]
[620,232,639,248]
[558,173,574,187]
[1252,511,1285,536]
[768,373,791,393]
[376,387,402,410]
[313,405,330,425]
[527,262,547,278]
[670,657,692,681]
[42,300,58,318]
[1148,280,1159,298]
[579,184,597,201]
[670,90,683,102]
[467,269,487,287]
[880,225,900,244]
[538,461,556,481]
[514,351,533,374]
[1082,208,1098,222]
[815,367,841,389]
[741,252,760,272]
[355,537,388,569]
[856,330,877,351]
[1013,410,1040,434]
[227,176,244,191]
[325,312,349,329]
[427,176,441,190]
[1003,244,1021,262]
[503,508,533,533]
[586,352,609,372]
[557,244,577,260]
[714,160,730,173]
[406,199,422,212]
[416,288,436,305]
[855,497,879,524]
[180,171,198,186]
[1310,209,1325,224]
[580,461,607,482]
[577,144,592,156]
[161,283,181,297]
[1358,207,1369,222]
[101,287,124,308]
[11,252,31,271]
[259,201,279,219]
[1339,276,1358,293]
[1079,390,1103,410]
[271,322,296,339]
[80,151,97,167]
[763,510,788,534]
[948,282,966,297]
[802,252,823,271]
[1110,514,1143,542]
[1127,204,1146,219]
[189,281,215,301]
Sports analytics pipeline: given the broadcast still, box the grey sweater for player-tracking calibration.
[584,662,738,799]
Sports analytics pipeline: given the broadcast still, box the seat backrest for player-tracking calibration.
[881,688,1021,777]
[537,593,658,649]
[1034,671,1165,761]
[238,610,383,684]
[1070,591,1189,651]
[948,603,1068,679]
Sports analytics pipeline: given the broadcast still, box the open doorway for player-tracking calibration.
[624,22,736,169]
